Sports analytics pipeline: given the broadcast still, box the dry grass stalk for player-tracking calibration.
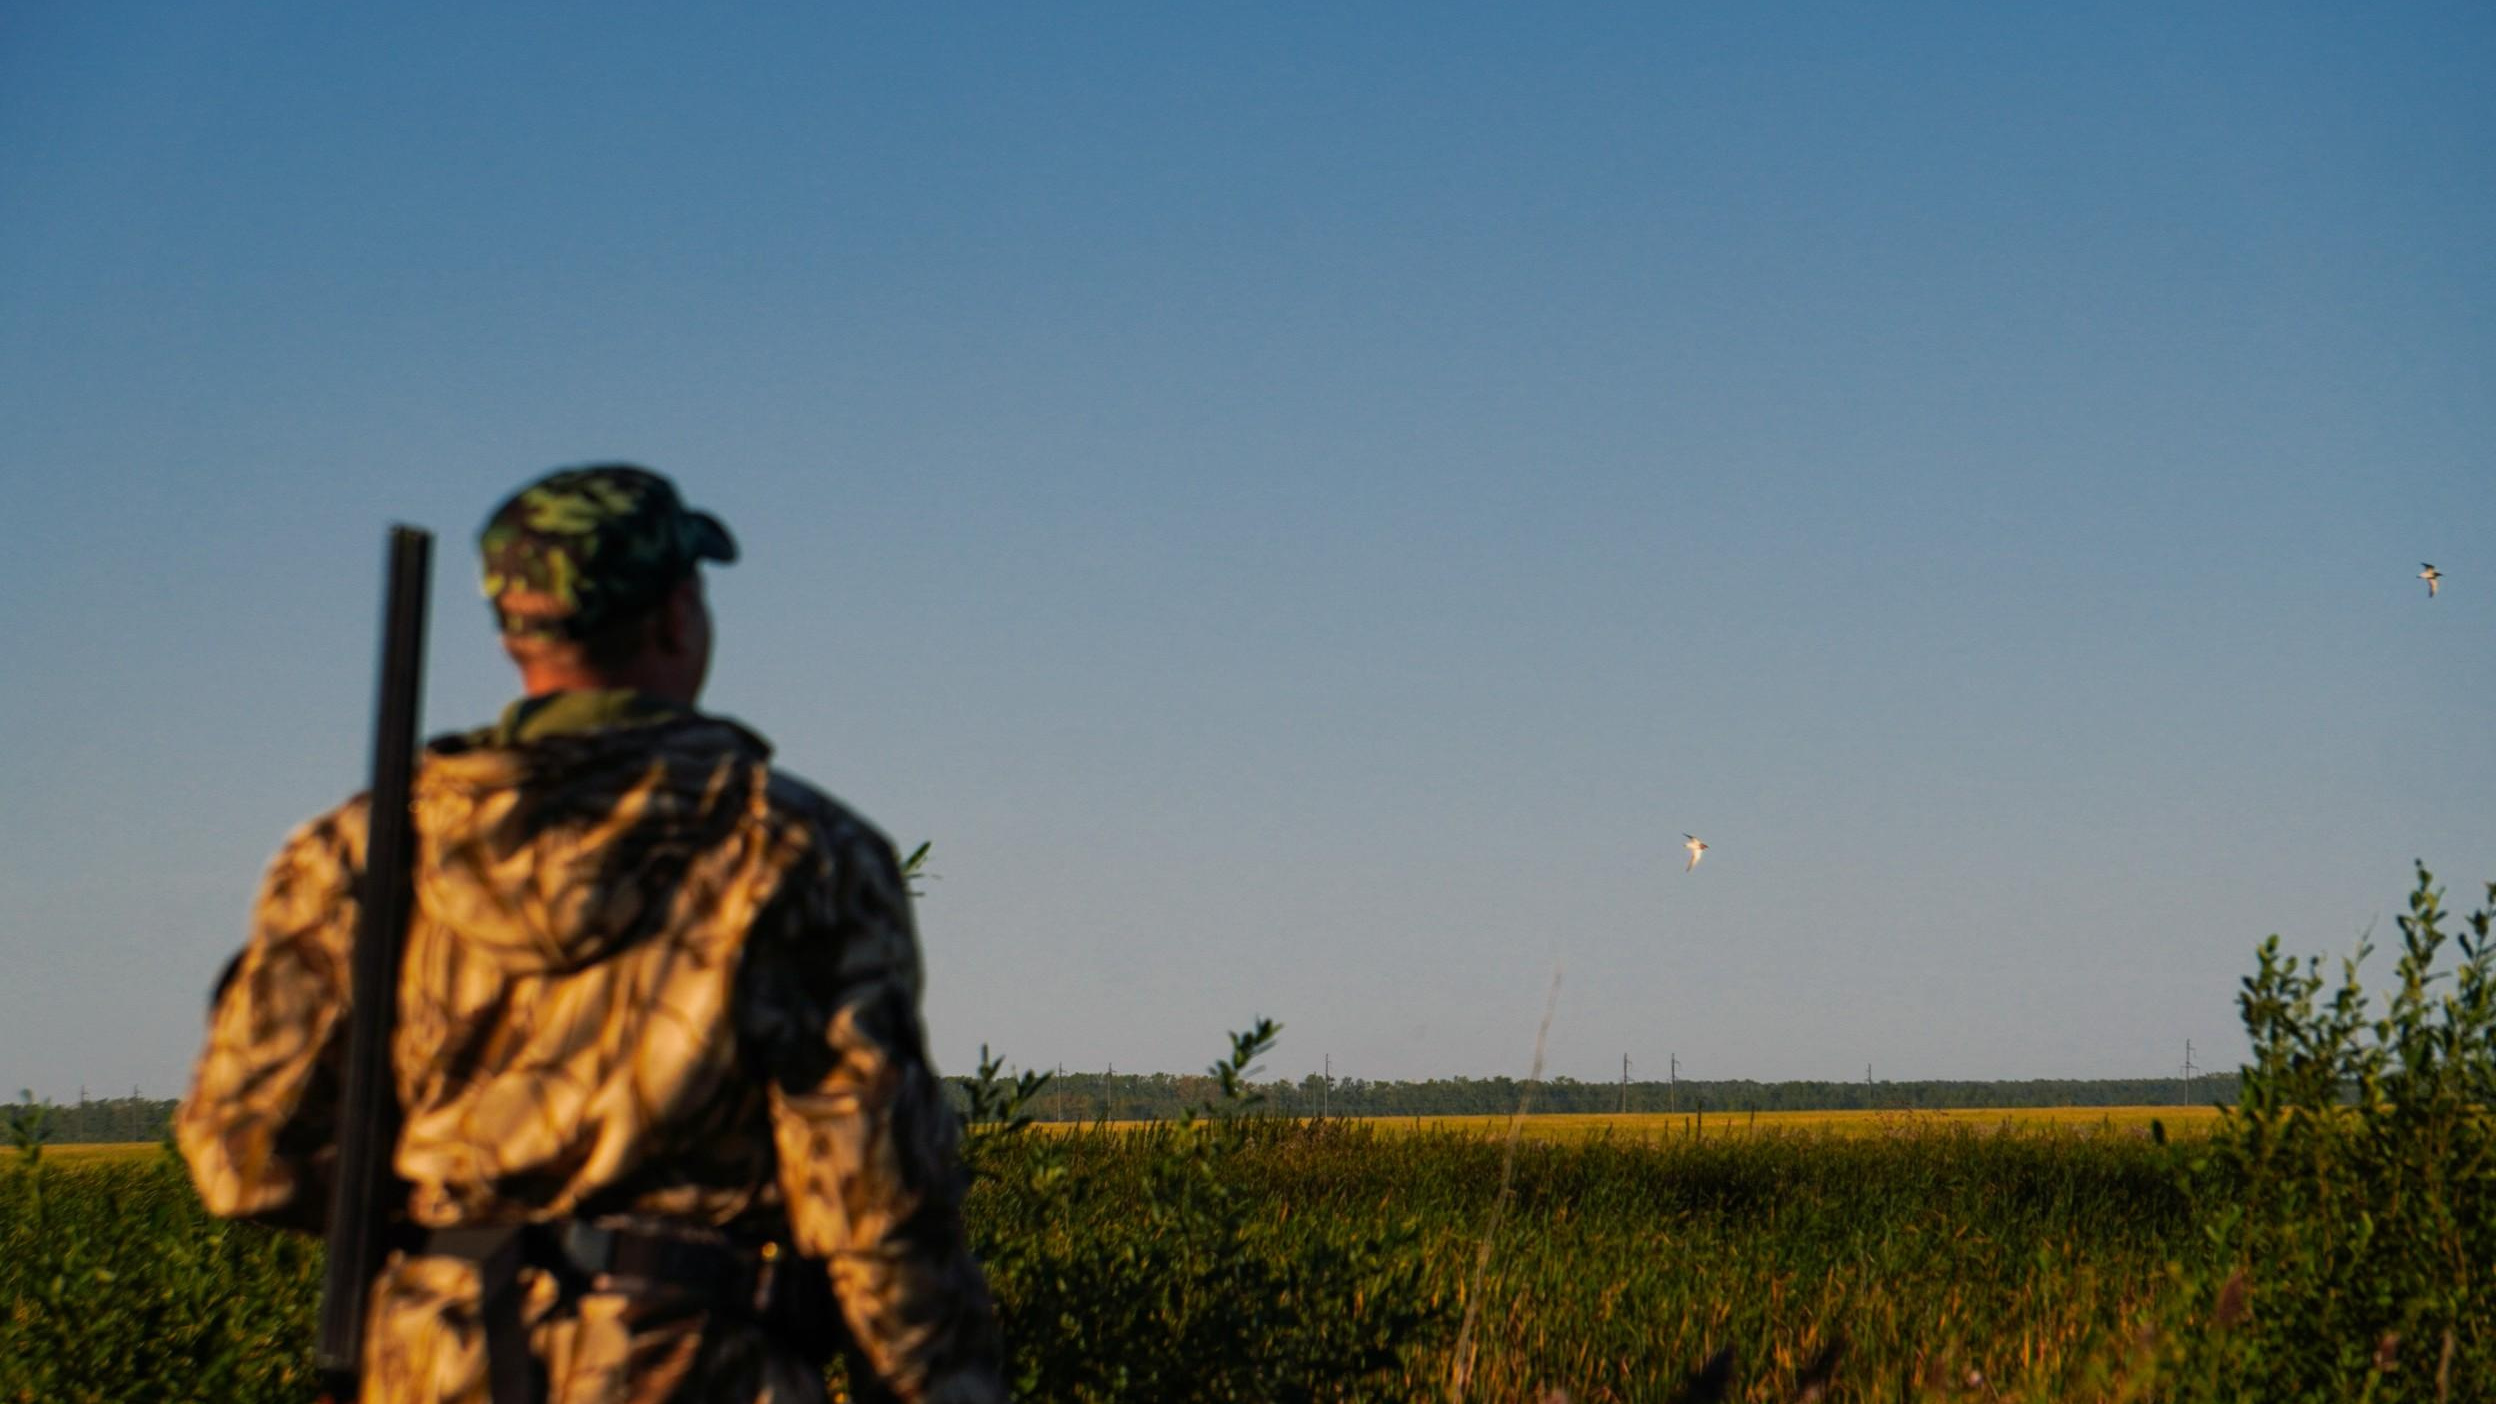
[1447,965,1561,1404]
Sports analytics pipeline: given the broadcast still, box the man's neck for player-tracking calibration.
[490,688,693,746]
[518,664,700,708]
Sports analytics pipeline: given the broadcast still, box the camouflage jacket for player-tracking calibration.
[176,693,1006,1404]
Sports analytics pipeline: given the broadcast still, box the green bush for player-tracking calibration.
[4,1091,51,1169]
[0,1154,324,1404]
[958,1020,1449,1402]
[2139,864,2495,1402]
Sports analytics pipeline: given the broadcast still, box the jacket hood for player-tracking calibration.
[411,714,774,974]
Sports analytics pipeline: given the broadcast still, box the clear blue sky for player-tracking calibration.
[4,3,2490,1101]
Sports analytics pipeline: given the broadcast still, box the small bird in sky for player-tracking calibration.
[2420,563,2441,598]
[1683,833,1708,873]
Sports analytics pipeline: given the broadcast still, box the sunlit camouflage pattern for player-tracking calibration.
[176,703,1005,1404]
[479,465,738,640]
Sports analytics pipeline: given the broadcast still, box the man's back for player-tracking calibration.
[178,466,1004,1404]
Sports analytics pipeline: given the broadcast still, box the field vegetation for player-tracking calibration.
[4,867,2489,1401]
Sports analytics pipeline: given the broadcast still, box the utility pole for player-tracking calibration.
[1619,1054,1630,1114]
[1104,1063,1114,1121]
[1668,1054,1678,1116]
[2180,1040,2199,1104]
[1323,1054,1331,1118]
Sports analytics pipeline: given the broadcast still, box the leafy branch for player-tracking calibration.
[7,1089,54,1168]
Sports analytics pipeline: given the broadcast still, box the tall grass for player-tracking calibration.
[958,1117,2192,1401]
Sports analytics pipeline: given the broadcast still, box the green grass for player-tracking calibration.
[971,1118,2194,1401]
[9,1105,2487,1402]
[4,1123,2200,1403]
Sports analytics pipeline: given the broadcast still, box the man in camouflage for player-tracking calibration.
[177,466,1008,1404]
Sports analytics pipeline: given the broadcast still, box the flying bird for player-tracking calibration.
[2420,563,2441,598]
[1683,834,1708,873]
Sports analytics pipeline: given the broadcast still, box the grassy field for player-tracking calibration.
[3,1119,2207,1403]
[6,1101,2481,1402]
[976,1115,2205,1401]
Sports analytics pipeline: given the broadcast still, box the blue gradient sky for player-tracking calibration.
[4,4,2491,1100]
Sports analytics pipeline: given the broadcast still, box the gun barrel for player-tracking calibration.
[315,525,433,1395]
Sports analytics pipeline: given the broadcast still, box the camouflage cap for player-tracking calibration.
[478,464,737,639]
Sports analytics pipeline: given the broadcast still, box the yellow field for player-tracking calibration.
[7,1142,162,1165]
[1358,1104,2225,1141]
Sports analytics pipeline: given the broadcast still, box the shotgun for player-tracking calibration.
[315,525,433,1399]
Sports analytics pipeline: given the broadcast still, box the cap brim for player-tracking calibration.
[688,510,738,564]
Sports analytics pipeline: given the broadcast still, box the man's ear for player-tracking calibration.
[654,576,701,656]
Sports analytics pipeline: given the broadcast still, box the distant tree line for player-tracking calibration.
[956,1070,2245,1123]
[13,1091,179,1144]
